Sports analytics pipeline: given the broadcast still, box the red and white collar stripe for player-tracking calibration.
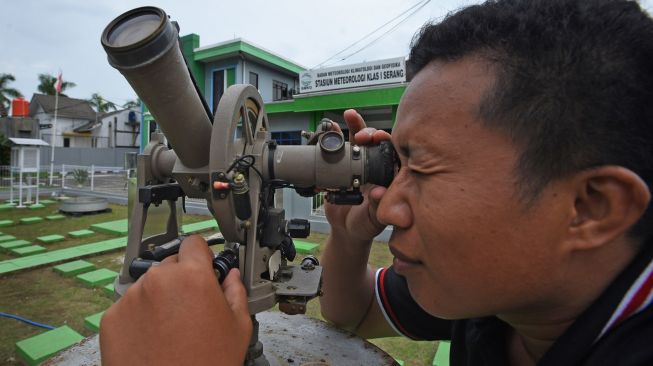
[596,256,653,341]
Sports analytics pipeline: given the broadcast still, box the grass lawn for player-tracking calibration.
[0,201,439,365]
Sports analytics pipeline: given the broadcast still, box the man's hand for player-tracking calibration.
[100,235,252,366]
[325,109,392,243]
[319,110,393,331]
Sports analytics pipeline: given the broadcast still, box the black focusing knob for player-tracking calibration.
[213,249,238,284]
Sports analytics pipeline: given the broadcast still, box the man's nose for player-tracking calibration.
[376,171,413,229]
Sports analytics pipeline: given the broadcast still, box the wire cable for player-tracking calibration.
[0,312,56,330]
[311,0,430,69]
[324,0,431,67]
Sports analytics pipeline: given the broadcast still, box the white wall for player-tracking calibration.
[33,105,94,148]
[100,108,140,148]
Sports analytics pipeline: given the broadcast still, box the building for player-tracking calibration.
[0,116,40,140]
[30,94,97,148]
[99,108,140,148]
[143,35,406,148]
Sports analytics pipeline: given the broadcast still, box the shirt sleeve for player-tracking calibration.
[375,266,452,340]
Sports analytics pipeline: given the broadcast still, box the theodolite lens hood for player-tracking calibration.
[101,7,175,69]
[101,6,213,169]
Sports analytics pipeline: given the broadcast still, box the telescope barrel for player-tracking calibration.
[265,141,395,188]
[101,6,212,169]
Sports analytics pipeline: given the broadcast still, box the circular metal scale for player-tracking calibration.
[59,197,109,214]
[44,312,398,366]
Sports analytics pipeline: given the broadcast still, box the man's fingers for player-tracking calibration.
[222,269,251,320]
[343,109,366,141]
[177,235,213,266]
[368,185,387,205]
[372,129,392,144]
[160,254,178,264]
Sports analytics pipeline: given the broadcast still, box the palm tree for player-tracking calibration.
[37,73,76,96]
[88,93,118,114]
[123,99,140,109]
[0,73,22,117]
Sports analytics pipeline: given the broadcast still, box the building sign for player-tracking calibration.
[299,57,406,94]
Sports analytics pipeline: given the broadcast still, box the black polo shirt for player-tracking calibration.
[375,241,653,365]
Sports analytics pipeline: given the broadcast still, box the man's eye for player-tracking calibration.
[409,168,428,177]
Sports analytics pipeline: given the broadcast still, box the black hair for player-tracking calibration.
[408,0,653,241]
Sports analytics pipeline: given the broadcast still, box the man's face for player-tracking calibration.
[377,57,575,319]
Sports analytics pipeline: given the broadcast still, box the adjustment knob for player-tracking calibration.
[287,219,310,238]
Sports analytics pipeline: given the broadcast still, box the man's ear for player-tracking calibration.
[566,166,650,251]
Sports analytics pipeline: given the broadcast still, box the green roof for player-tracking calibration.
[193,38,305,75]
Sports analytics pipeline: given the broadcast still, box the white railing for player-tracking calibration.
[311,192,327,216]
[61,164,129,194]
[0,165,66,188]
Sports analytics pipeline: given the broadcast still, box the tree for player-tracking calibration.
[0,73,22,117]
[0,132,9,165]
[37,73,76,96]
[123,99,140,109]
[88,93,118,114]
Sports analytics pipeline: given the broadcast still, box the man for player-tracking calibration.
[321,0,653,364]
[100,0,653,364]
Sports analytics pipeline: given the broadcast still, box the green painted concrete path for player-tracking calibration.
[53,260,96,277]
[0,203,14,211]
[90,219,128,235]
[28,203,45,209]
[104,282,115,297]
[15,326,84,366]
[84,311,105,332]
[45,215,66,221]
[76,268,118,287]
[68,229,95,238]
[294,240,319,254]
[181,219,219,234]
[0,235,17,243]
[0,237,127,275]
[11,245,46,257]
[20,217,43,225]
[433,341,451,366]
[0,240,31,252]
[36,235,66,244]
[0,220,14,227]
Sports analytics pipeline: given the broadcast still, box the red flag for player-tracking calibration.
[55,72,63,94]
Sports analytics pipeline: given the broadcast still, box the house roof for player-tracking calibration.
[29,94,96,120]
[73,120,102,133]
[8,138,49,146]
[100,108,138,119]
[193,38,305,75]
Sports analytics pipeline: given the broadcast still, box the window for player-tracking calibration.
[63,138,70,147]
[249,72,259,89]
[212,70,225,113]
[271,131,302,145]
[212,68,236,112]
[273,80,290,101]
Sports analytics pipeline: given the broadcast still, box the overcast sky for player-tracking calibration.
[2,0,652,107]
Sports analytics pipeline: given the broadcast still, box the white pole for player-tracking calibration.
[18,149,24,207]
[35,149,40,204]
[9,161,14,204]
[49,92,59,186]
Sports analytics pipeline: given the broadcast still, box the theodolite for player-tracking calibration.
[101,6,396,365]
